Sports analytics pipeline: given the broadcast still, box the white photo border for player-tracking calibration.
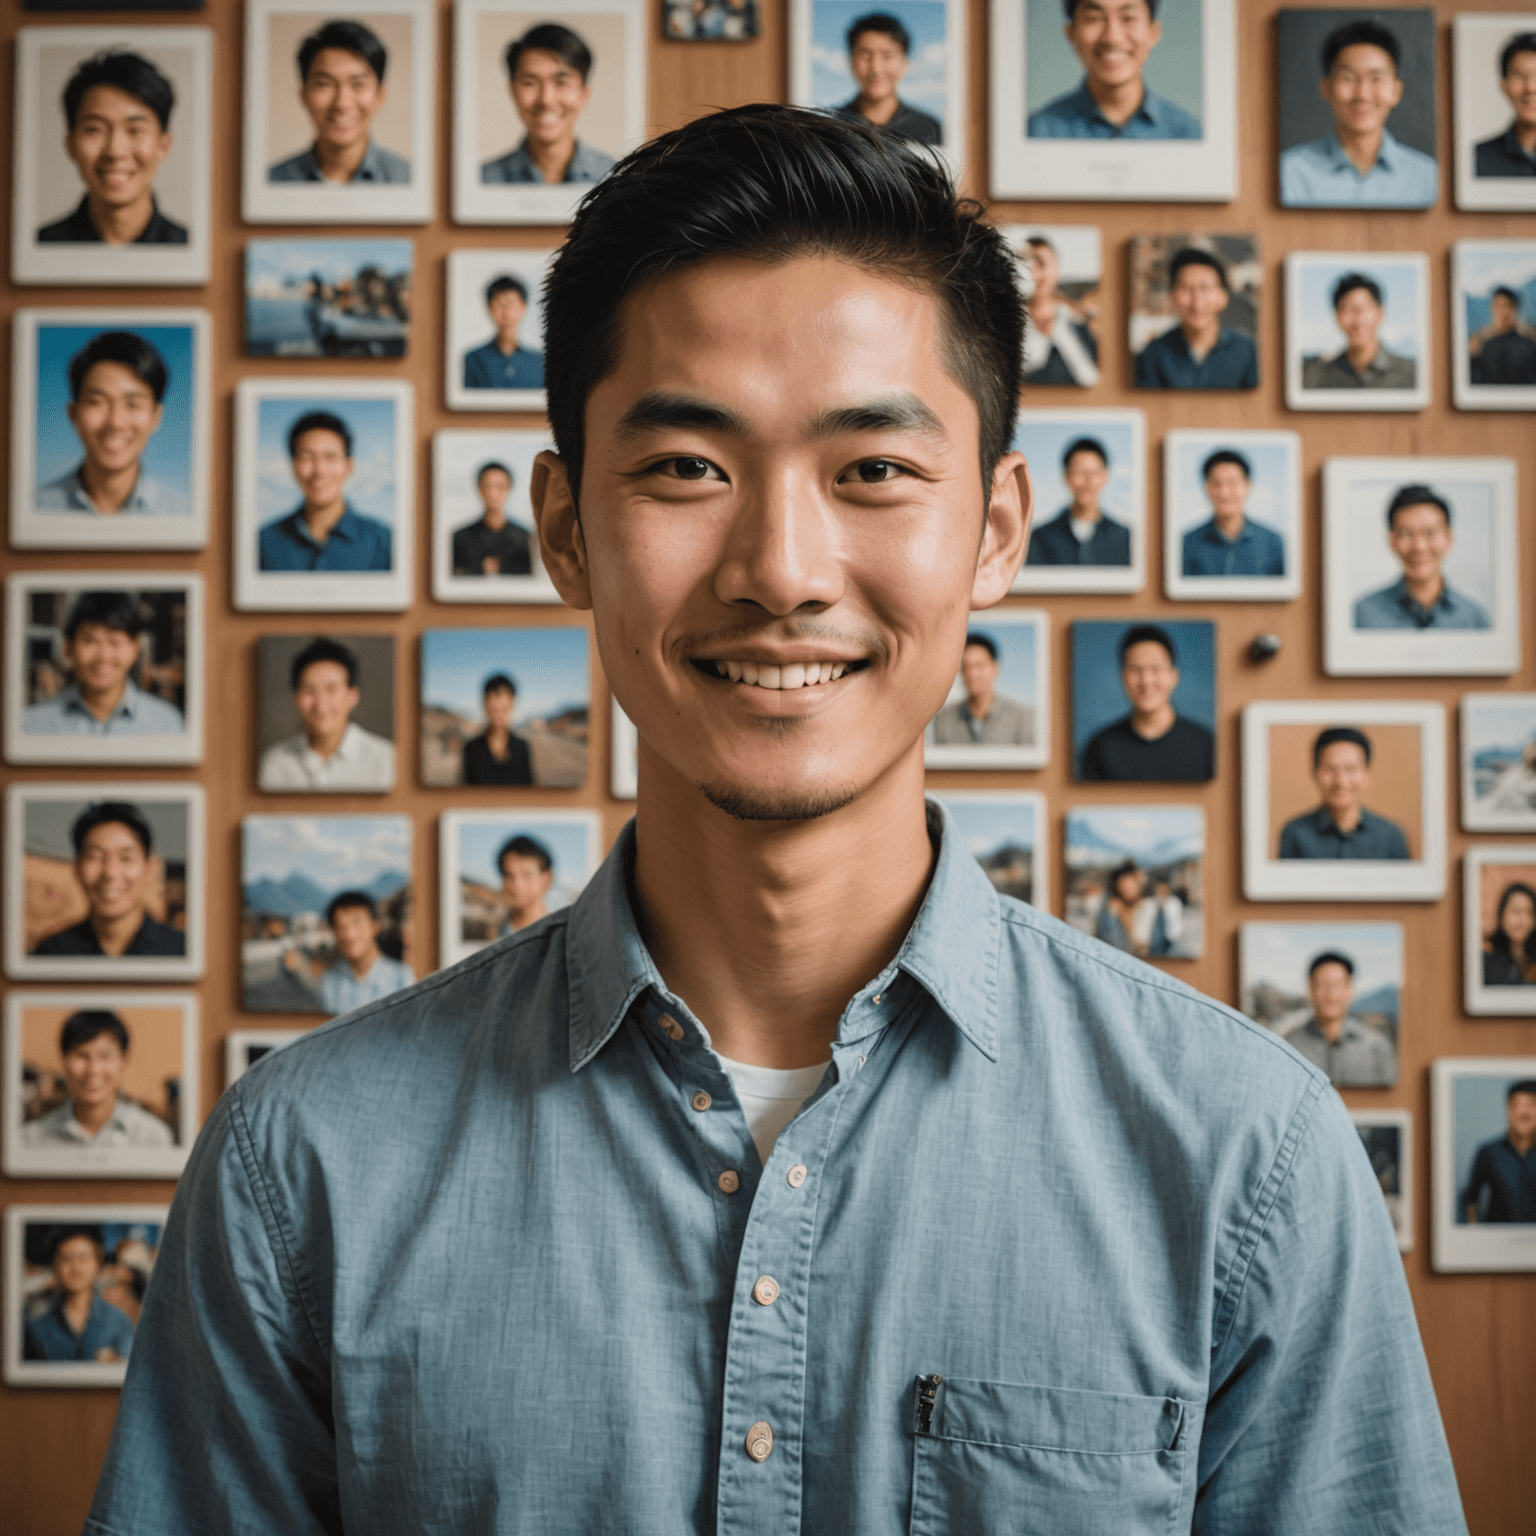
[611,698,638,800]
[927,788,1051,912]
[924,607,1050,770]
[224,1028,307,1087]
[443,248,557,414]
[1463,845,1536,1016]
[1453,14,1536,213]
[1350,1108,1415,1254]
[1460,693,1536,833]
[1451,238,1536,411]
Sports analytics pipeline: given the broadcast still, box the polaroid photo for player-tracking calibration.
[1461,694,1536,832]
[1453,14,1536,212]
[1276,8,1438,210]
[241,814,414,1016]
[1012,408,1144,594]
[243,0,435,224]
[5,781,205,981]
[3,1203,169,1387]
[1162,430,1301,602]
[1239,921,1403,1089]
[439,808,603,966]
[1129,234,1260,391]
[1322,457,1519,677]
[612,699,638,799]
[444,249,557,413]
[5,572,204,767]
[1463,846,1536,1015]
[453,0,646,225]
[1351,1109,1414,1253]
[10,307,211,552]
[1241,700,1446,903]
[791,0,966,172]
[245,237,413,359]
[234,378,414,613]
[930,790,1050,911]
[4,991,197,1179]
[421,627,591,788]
[1071,619,1215,783]
[225,1029,307,1086]
[1433,1058,1536,1272]
[664,0,760,40]
[433,431,559,603]
[1451,240,1536,410]
[924,611,1049,770]
[1064,805,1205,961]
[255,633,396,794]
[1285,253,1430,412]
[1001,225,1103,389]
[11,26,211,285]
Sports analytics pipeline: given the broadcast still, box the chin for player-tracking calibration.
[698,778,862,824]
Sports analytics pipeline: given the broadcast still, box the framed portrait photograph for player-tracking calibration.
[438,808,603,967]
[11,25,211,286]
[929,790,1050,911]
[234,378,414,613]
[1071,619,1215,783]
[991,0,1236,201]
[1241,700,1446,903]
[452,0,646,225]
[242,0,436,224]
[923,611,1049,770]
[10,307,211,552]
[1011,408,1144,594]
[1351,1109,1414,1253]
[1276,8,1437,210]
[4,991,197,1179]
[1129,234,1260,391]
[225,1028,307,1086]
[5,573,203,768]
[611,698,638,800]
[1463,847,1536,1016]
[1064,805,1205,961]
[1461,694,1536,832]
[444,249,556,413]
[421,627,591,788]
[1285,253,1430,411]
[434,431,560,603]
[245,237,412,358]
[5,781,206,982]
[664,0,759,40]
[1432,1058,1536,1272]
[791,0,966,171]
[1453,14,1536,211]
[1238,921,1402,1089]
[1162,430,1301,602]
[1451,240,1536,409]
[3,1203,168,1387]
[255,633,395,794]
[1000,224,1103,389]
[1322,457,1519,677]
[241,814,414,1017]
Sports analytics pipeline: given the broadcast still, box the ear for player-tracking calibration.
[971,449,1033,610]
[531,449,593,611]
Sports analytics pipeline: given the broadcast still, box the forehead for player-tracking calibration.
[297,659,350,686]
[293,428,349,455]
[1173,263,1221,288]
[1392,501,1448,528]
[1311,960,1351,980]
[81,820,145,853]
[308,47,377,80]
[851,29,903,49]
[515,47,579,77]
[71,620,134,643]
[79,360,151,396]
[1075,0,1154,19]
[1317,740,1367,766]
[70,1030,124,1052]
[56,1235,98,1258]
[76,84,157,123]
[1333,42,1396,74]
[1122,639,1172,666]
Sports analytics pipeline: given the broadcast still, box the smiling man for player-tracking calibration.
[285,891,414,1017]
[1133,247,1258,390]
[258,636,395,792]
[1280,951,1397,1089]
[1302,271,1416,391]
[497,834,556,933]
[481,23,615,185]
[22,1010,174,1149]
[462,275,545,390]
[833,13,941,145]
[1080,622,1214,781]
[1476,32,1536,177]
[1279,726,1411,861]
[1024,435,1129,565]
[1354,483,1492,631]
[1180,448,1285,578]
[89,105,1465,1535]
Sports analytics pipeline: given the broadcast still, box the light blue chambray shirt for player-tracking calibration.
[36,464,188,517]
[20,679,185,737]
[86,805,1466,1535]
[317,953,415,1016]
[1279,127,1438,207]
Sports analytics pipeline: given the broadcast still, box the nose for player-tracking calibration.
[713,469,845,617]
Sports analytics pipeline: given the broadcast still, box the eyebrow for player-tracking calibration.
[612,390,949,447]
[612,392,751,442]
[807,395,948,445]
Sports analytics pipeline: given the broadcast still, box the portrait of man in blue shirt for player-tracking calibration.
[831,13,942,146]
[1134,246,1258,390]
[1278,726,1412,861]
[1025,435,1131,565]
[23,1227,135,1364]
[1180,448,1286,578]
[1461,1079,1536,1224]
[1301,271,1417,391]
[1473,31,1536,178]
[1353,483,1492,632]
[1468,285,1536,386]
[462,274,544,390]
[282,890,414,1018]
[88,105,1466,1536]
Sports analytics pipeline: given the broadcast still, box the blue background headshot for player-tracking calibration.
[1166,433,1295,546]
[1014,414,1140,526]
[255,396,398,529]
[1295,258,1425,369]
[1452,1073,1533,1224]
[931,615,1040,723]
[811,0,948,128]
[456,815,596,917]
[421,627,590,725]
[1460,244,1536,338]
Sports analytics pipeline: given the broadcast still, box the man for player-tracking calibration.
[36,331,186,517]
[1354,483,1492,631]
[1180,448,1286,577]
[90,106,1465,1534]
[38,50,186,245]
[832,14,941,146]
[1080,623,1214,780]
[269,20,410,184]
[1280,951,1397,1088]
[258,410,393,572]
[461,673,533,784]
[1278,726,1411,860]
[21,591,185,737]
[452,461,534,576]
[23,1228,134,1364]
[258,637,394,792]
[1025,436,1129,565]
[1133,247,1257,389]
[480,24,615,184]
[1028,0,1200,139]
[32,802,184,957]
[1469,285,1536,385]
[1020,236,1099,386]
[1302,272,1416,390]
[930,631,1034,745]
[285,892,414,1016]
[23,1010,174,1148]
[498,834,555,933]
[1474,31,1536,177]
[1462,1079,1536,1223]
[462,276,545,390]
[1280,18,1437,208]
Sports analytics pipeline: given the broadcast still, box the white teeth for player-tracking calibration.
[832,663,845,679]
[780,663,805,689]
[726,660,743,682]
[709,659,856,688]
[740,661,759,685]
[756,664,782,689]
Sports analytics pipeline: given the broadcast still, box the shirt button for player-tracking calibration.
[745,1421,774,1462]
[787,1164,807,1188]
[752,1275,780,1306]
[659,1014,684,1041]
[718,1169,740,1194]
[690,1091,712,1111]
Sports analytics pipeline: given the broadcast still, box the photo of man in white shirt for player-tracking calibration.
[257,636,395,792]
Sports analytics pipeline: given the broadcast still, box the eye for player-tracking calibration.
[650,456,723,482]
[843,459,905,484]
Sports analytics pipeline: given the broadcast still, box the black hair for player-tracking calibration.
[326,890,376,925]
[1500,32,1536,77]
[289,636,359,692]
[1061,435,1108,470]
[48,1225,105,1265]
[1064,0,1158,17]
[1025,234,1056,255]
[1201,448,1251,482]
[1109,860,1142,890]
[1508,1077,1536,1099]
[498,834,554,875]
[482,672,518,696]
[962,631,998,661]
[62,50,175,133]
[477,460,514,485]
[1385,483,1451,531]
[70,801,152,858]
[1490,884,1536,965]
[1332,271,1383,310]
[1312,726,1371,767]
[1322,19,1401,75]
[1307,951,1355,979]
[60,1009,130,1056]
[288,410,353,459]
[846,12,910,53]
[63,591,143,644]
[297,20,388,84]
[68,331,169,405]
[544,104,1024,506]
[1168,248,1229,293]
[1118,623,1176,666]
[486,275,528,306]
[1491,285,1522,307]
[506,23,593,83]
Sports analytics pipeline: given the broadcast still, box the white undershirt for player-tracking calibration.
[713,1053,831,1164]
[1069,512,1099,542]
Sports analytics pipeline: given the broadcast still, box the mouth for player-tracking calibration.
[691,657,870,690]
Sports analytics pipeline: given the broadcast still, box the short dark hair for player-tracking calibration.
[963,631,998,661]
[1491,285,1522,307]
[846,12,909,53]
[60,1010,130,1056]
[68,331,169,405]
[1490,885,1536,964]
[1118,623,1176,666]
[477,461,514,485]
[1025,234,1056,256]
[486,275,528,306]
[1332,272,1383,310]
[1508,1078,1536,1099]
[288,411,352,459]
[1201,448,1250,482]
[62,50,175,133]
[498,834,553,875]
[1109,860,1142,887]
[48,1225,105,1264]
[1500,32,1536,77]
[1385,483,1451,531]
[1061,436,1108,470]
[1168,248,1229,293]
[483,672,518,697]
[506,23,593,83]
[1322,19,1401,75]
[544,105,1024,506]
[63,591,143,644]
[71,801,153,858]
[297,20,388,84]
[1307,951,1355,979]
[290,636,359,692]
[326,890,376,925]
[1312,726,1371,767]
[1065,0,1158,18]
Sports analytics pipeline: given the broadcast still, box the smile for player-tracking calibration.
[696,658,867,689]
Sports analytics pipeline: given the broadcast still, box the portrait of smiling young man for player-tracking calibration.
[87,105,1465,1535]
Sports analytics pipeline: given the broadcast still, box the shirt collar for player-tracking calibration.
[356,139,391,181]
[288,503,360,547]
[1312,805,1373,839]
[1198,516,1252,546]
[1499,123,1536,162]
[1387,576,1455,615]
[62,463,152,513]
[1321,127,1401,174]
[54,679,143,721]
[1070,80,1159,129]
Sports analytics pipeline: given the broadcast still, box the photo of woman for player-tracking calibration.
[1482,881,1536,986]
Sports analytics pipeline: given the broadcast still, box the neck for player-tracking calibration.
[349,947,379,979]
[313,135,369,182]
[526,133,577,183]
[307,721,348,759]
[79,458,141,515]
[1315,1014,1346,1044]
[1511,1127,1536,1154]
[1212,507,1245,537]
[1070,500,1100,523]
[495,333,521,356]
[1328,801,1363,833]
[1085,73,1145,126]
[1029,293,1058,330]
[91,906,145,956]
[481,505,507,529]
[1131,703,1176,739]
[73,1093,117,1135]
[87,191,154,245]
[63,1291,94,1327]
[79,677,129,721]
[857,92,900,125]
[1345,340,1380,371]
[1182,319,1221,359]
[1403,572,1444,609]
[1336,123,1384,172]
[509,900,546,930]
[966,690,995,720]
[301,496,348,542]
[485,722,510,750]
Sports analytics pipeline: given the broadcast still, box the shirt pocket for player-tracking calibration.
[909,1376,1190,1536]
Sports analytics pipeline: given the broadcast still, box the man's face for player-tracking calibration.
[501,853,553,912]
[65,84,171,211]
[53,1236,101,1297]
[1314,741,1369,814]
[1307,961,1353,1025]
[1113,869,1143,903]
[480,468,513,514]
[1065,0,1162,91]
[1205,463,1249,520]
[67,623,139,699]
[1491,294,1518,333]
[300,47,385,150]
[1388,502,1452,585]
[64,1033,126,1113]
[488,289,528,346]
[1507,1090,1536,1141]
[291,429,353,508]
[69,362,163,476]
[1025,243,1058,301]
[1171,264,1228,333]
[959,644,998,704]
[294,659,359,742]
[1502,50,1536,127]
[1335,287,1383,353]
[511,47,590,148]
[1321,43,1404,138]
[76,821,154,925]
[1063,450,1108,507]
[331,904,379,963]
[484,685,516,728]
[1120,639,1177,715]
[850,31,907,104]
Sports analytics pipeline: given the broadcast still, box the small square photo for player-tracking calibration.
[664,0,760,38]
[224,1028,307,1086]
[1463,847,1536,1015]
[1453,15,1536,211]
[1460,694,1536,832]
[930,790,1049,910]
[444,249,554,412]
[1001,224,1102,388]
[1451,240,1536,409]
[924,612,1049,770]
[1351,1109,1414,1252]
[245,238,412,358]
[1129,234,1259,390]
[433,431,558,603]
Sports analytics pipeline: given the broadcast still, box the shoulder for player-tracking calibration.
[1278,808,1314,836]
[1145,89,1201,138]
[134,688,186,729]
[119,1099,175,1145]
[572,140,617,176]
[1361,806,1409,838]
[1173,714,1214,745]
[1027,88,1088,134]
[1281,134,1329,169]
[1222,327,1258,358]
[268,152,314,182]
[479,150,523,182]
[375,145,412,180]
